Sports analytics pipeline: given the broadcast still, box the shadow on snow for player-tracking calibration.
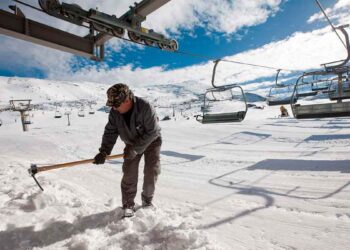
[201,159,350,229]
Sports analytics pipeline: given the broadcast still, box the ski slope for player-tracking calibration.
[0,77,350,249]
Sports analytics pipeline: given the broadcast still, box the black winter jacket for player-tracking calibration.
[99,96,161,155]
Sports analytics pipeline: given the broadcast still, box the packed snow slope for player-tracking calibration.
[0,77,350,250]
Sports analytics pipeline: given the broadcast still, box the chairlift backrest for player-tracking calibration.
[266,70,297,106]
[328,77,350,100]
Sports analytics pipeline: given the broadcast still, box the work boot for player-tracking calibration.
[142,195,154,208]
[123,204,135,217]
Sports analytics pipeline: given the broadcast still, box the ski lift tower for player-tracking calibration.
[10,99,32,132]
[64,110,71,126]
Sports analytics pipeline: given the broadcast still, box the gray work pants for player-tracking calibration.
[121,137,162,206]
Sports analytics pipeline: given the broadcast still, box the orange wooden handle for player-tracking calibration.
[36,154,124,173]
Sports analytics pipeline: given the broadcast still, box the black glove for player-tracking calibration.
[93,151,107,165]
[124,145,137,160]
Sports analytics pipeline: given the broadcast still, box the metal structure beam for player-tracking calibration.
[0,9,98,60]
[93,0,175,50]
[132,0,171,18]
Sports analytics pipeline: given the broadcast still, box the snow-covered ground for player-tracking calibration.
[1,77,350,249]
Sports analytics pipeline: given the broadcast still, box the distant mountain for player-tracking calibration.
[244,92,266,102]
[0,77,266,115]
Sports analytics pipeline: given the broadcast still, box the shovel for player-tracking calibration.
[28,154,124,191]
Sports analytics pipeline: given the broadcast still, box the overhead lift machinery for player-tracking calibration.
[0,0,178,61]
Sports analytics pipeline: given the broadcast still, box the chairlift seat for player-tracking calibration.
[267,97,297,106]
[329,92,350,100]
[311,85,329,91]
[297,91,317,97]
[293,102,350,119]
[196,111,246,124]
[328,84,350,100]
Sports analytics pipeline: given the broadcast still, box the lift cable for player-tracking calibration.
[174,50,294,71]
[315,0,347,49]
[112,33,295,71]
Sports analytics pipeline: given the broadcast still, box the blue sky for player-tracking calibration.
[0,0,349,92]
[106,0,337,70]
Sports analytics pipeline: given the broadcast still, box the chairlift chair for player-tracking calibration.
[292,76,350,119]
[88,105,95,114]
[266,87,297,105]
[196,60,248,124]
[78,108,85,117]
[295,76,318,97]
[311,78,332,92]
[291,25,350,119]
[23,111,31,124]
[328,77,350,100]
[54,110,62,118]
[266,70,297,106]
[54,103,62,118]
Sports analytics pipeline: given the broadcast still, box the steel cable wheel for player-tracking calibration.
[128,31,141,43]
[111,28,125,38]
[169,39,178,51]
[157,42,167,50]
[143,39,154,46]
[38,0,60,12]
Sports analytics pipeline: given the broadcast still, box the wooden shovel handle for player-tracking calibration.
[36,154,124,173]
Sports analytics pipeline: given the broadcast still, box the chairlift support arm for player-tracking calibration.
[322,25,350,71]
[211,59,221,88]
[267,69,283,98]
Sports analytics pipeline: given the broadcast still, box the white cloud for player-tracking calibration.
[145,0,282,35]
[308,0,350,24]
[0,36,73,77]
